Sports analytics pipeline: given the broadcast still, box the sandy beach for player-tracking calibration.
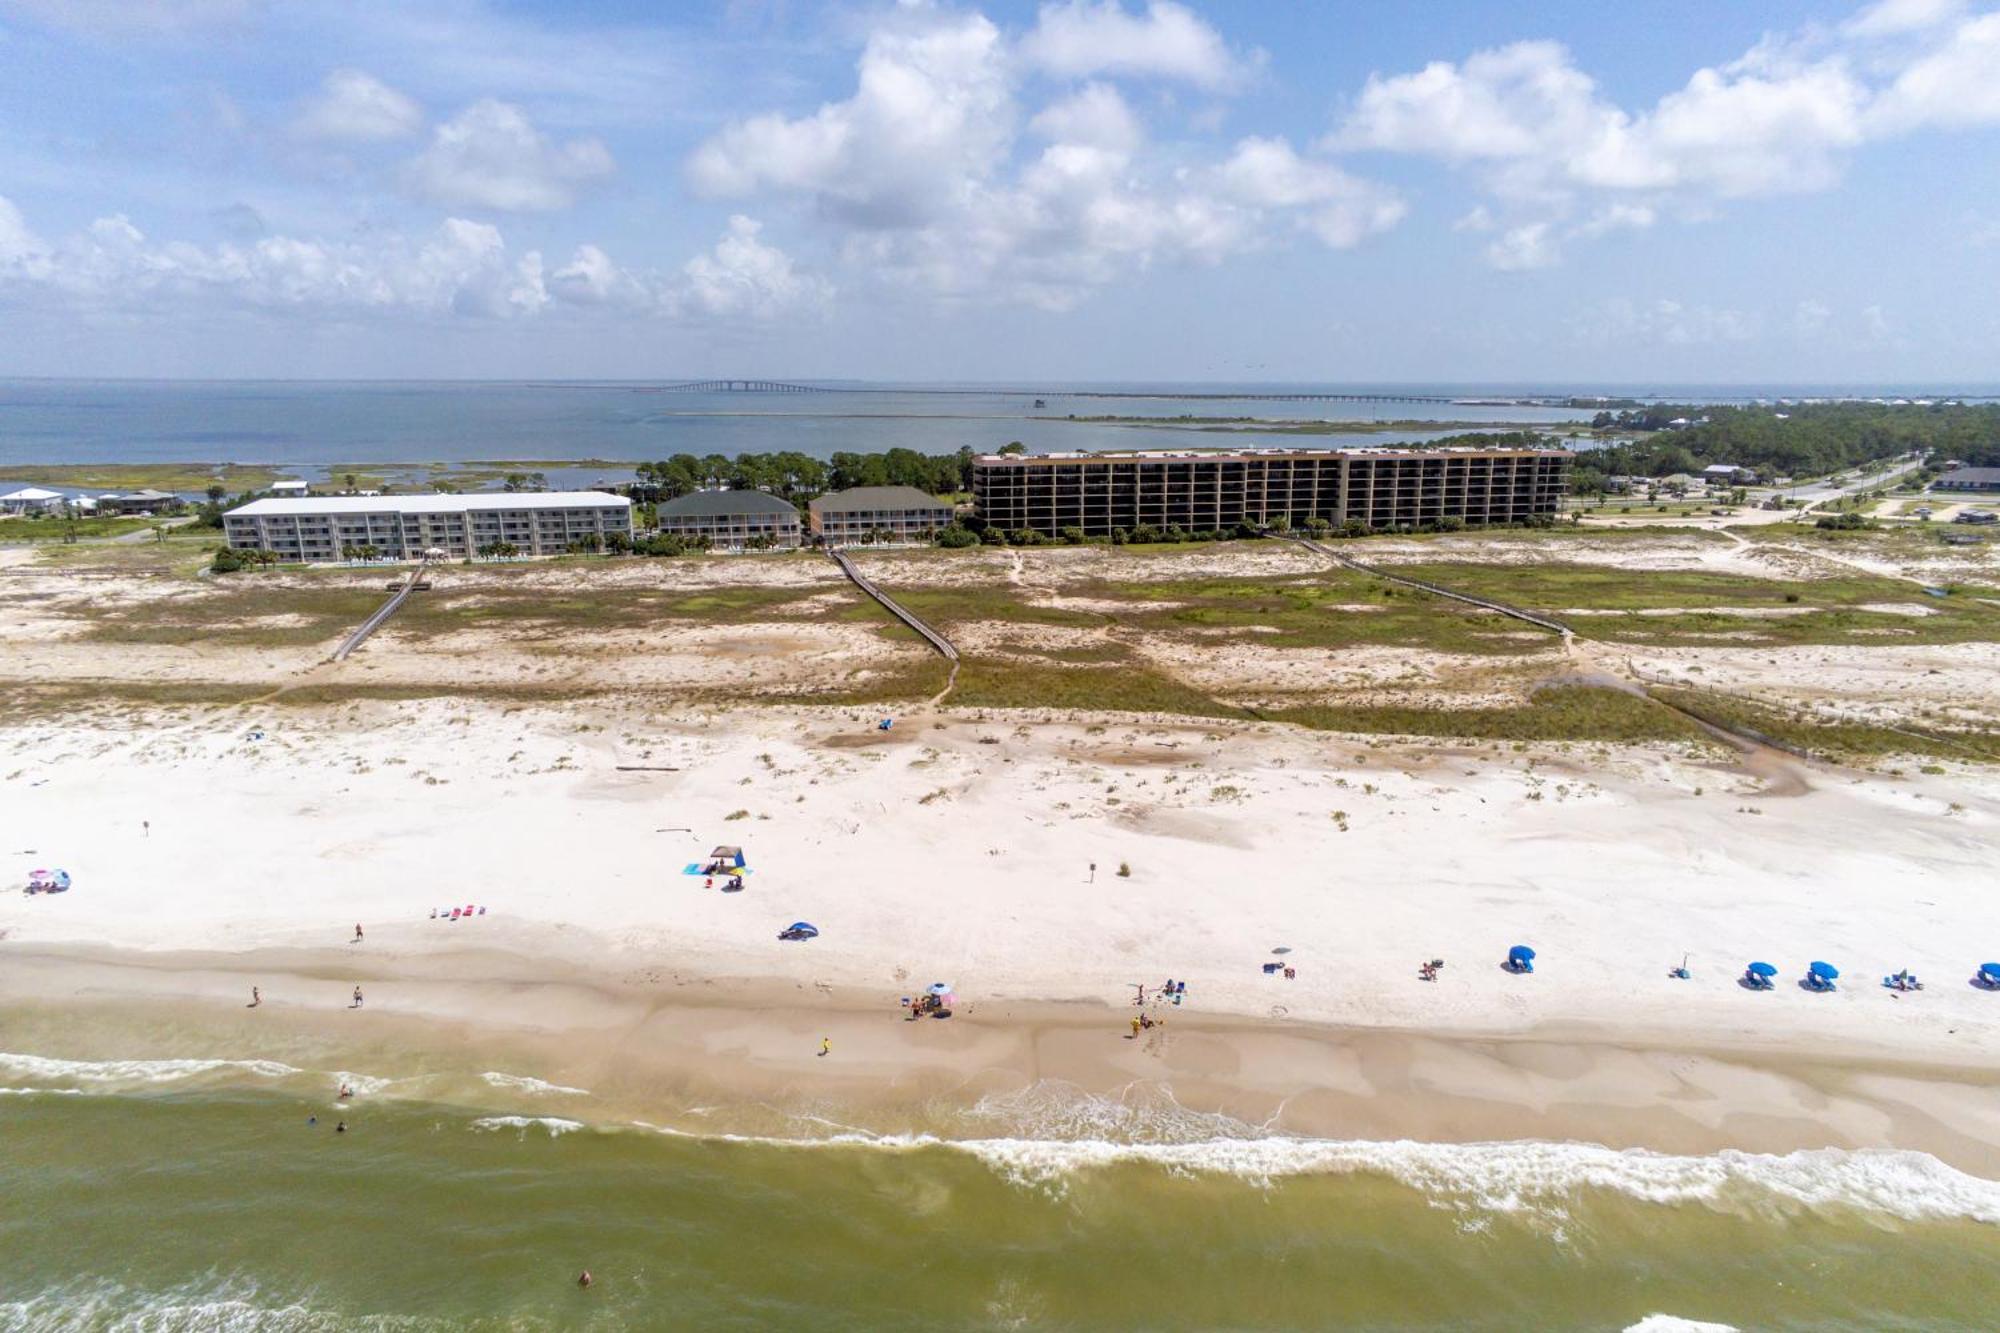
[4,690,1998,1169]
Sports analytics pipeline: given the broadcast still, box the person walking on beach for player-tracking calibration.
[249,986,261,1008]
[142,820,150,838]
[818,1037,830,1058]
[1130,1015,1142,1039]
[352,924,363,943]
[351,986,364,1010]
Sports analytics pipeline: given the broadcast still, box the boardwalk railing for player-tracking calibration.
[1280,534,1574,638]
[331,556,432,663]
[825,547,959,666]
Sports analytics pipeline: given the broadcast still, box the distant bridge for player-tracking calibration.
[651,380,1533,406]
[656,379,829,394]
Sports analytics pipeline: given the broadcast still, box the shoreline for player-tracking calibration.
[7,940,2000,1176]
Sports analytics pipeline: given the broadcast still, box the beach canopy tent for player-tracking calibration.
[1508,946,1536,969]
[1980,963,2000,982]
[708,846,746,868]
[778,921,818,941]
[1809,961,1839,980]
[927,982,954,996]
[1747,962,1778,977]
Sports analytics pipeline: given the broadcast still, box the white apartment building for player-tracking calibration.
[222,492,632,562]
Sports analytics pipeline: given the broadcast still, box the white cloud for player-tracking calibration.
[1487,222,1559,271]
[1211,137,1406,247]
[0,190,832,331]
[1868,11,2000,131]
[295,68,423,143]
[1337,39,1867,203]
[1844,0,1965,37]
[681,214,831,318]
[405,100,615,212]
[1030,82,1143,153]
[688,5,1395,310]
[1794,298,1834,336]
[1019,0,1253,90]
[0,195,50,277]
[687,10,1011,228]
[1332,5,2000,269]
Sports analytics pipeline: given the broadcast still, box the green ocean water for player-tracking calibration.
[4,1070,2000,1331]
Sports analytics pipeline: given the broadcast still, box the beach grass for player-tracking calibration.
[0,516,176,543]
[1648,686,2000,762]
[1263,685,1709,744]
[1385,562,2000,647]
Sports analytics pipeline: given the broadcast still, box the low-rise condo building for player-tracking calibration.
[222,492,631,562]
[654,489,802,549]
[971,446,1572,538]
[807,486,955,544]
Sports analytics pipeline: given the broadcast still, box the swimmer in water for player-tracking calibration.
[578,1270,593,1289]
[335,1121,347,1134]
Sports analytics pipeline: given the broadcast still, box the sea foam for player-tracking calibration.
[479,1071,590,1097]
[0,1052,301,1087]
[469,1115,586,1137]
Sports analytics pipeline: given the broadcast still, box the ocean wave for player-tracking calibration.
[1625,1317,1739,1333]
[960,1079,1270,1144]
[0,1052,301,1087]
[0,1279,449,1332]
[0,1086,84,1097]
[629,1114,2000,1224]
[330,1070,395,1097]
[470,1115,586,1137]
[940,1136,2000,1222]
[480,1071,590,1097]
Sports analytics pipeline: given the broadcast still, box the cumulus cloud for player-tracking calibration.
[687,10,1012,228]
[1335,4,2000,268]
[405,100,615,212]
[1844,0,1966,37]
[688,4,1395,309]
[0,194,824,326]
[295,68,424,143]
[1211,137,1406,247]
[1868,11,2000,130]
[1019,0,1254,90]
[681,214,832,318]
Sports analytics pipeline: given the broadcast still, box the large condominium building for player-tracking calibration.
[972,446,1572,538]
[222,492,632,562]
[807,485,955,544]
[654,488,803,549]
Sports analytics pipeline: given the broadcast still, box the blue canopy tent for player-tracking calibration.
[1978,963,2000,988]
[1507,945,1536,973]
[777,921,819,941]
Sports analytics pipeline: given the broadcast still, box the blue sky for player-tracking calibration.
[0,0,1996,382]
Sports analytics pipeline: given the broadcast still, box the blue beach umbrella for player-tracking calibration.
[1747,962,1778,978]
[1508,945,1536,965]
[1809,961,1839,980]
[1979,963,2000,981]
